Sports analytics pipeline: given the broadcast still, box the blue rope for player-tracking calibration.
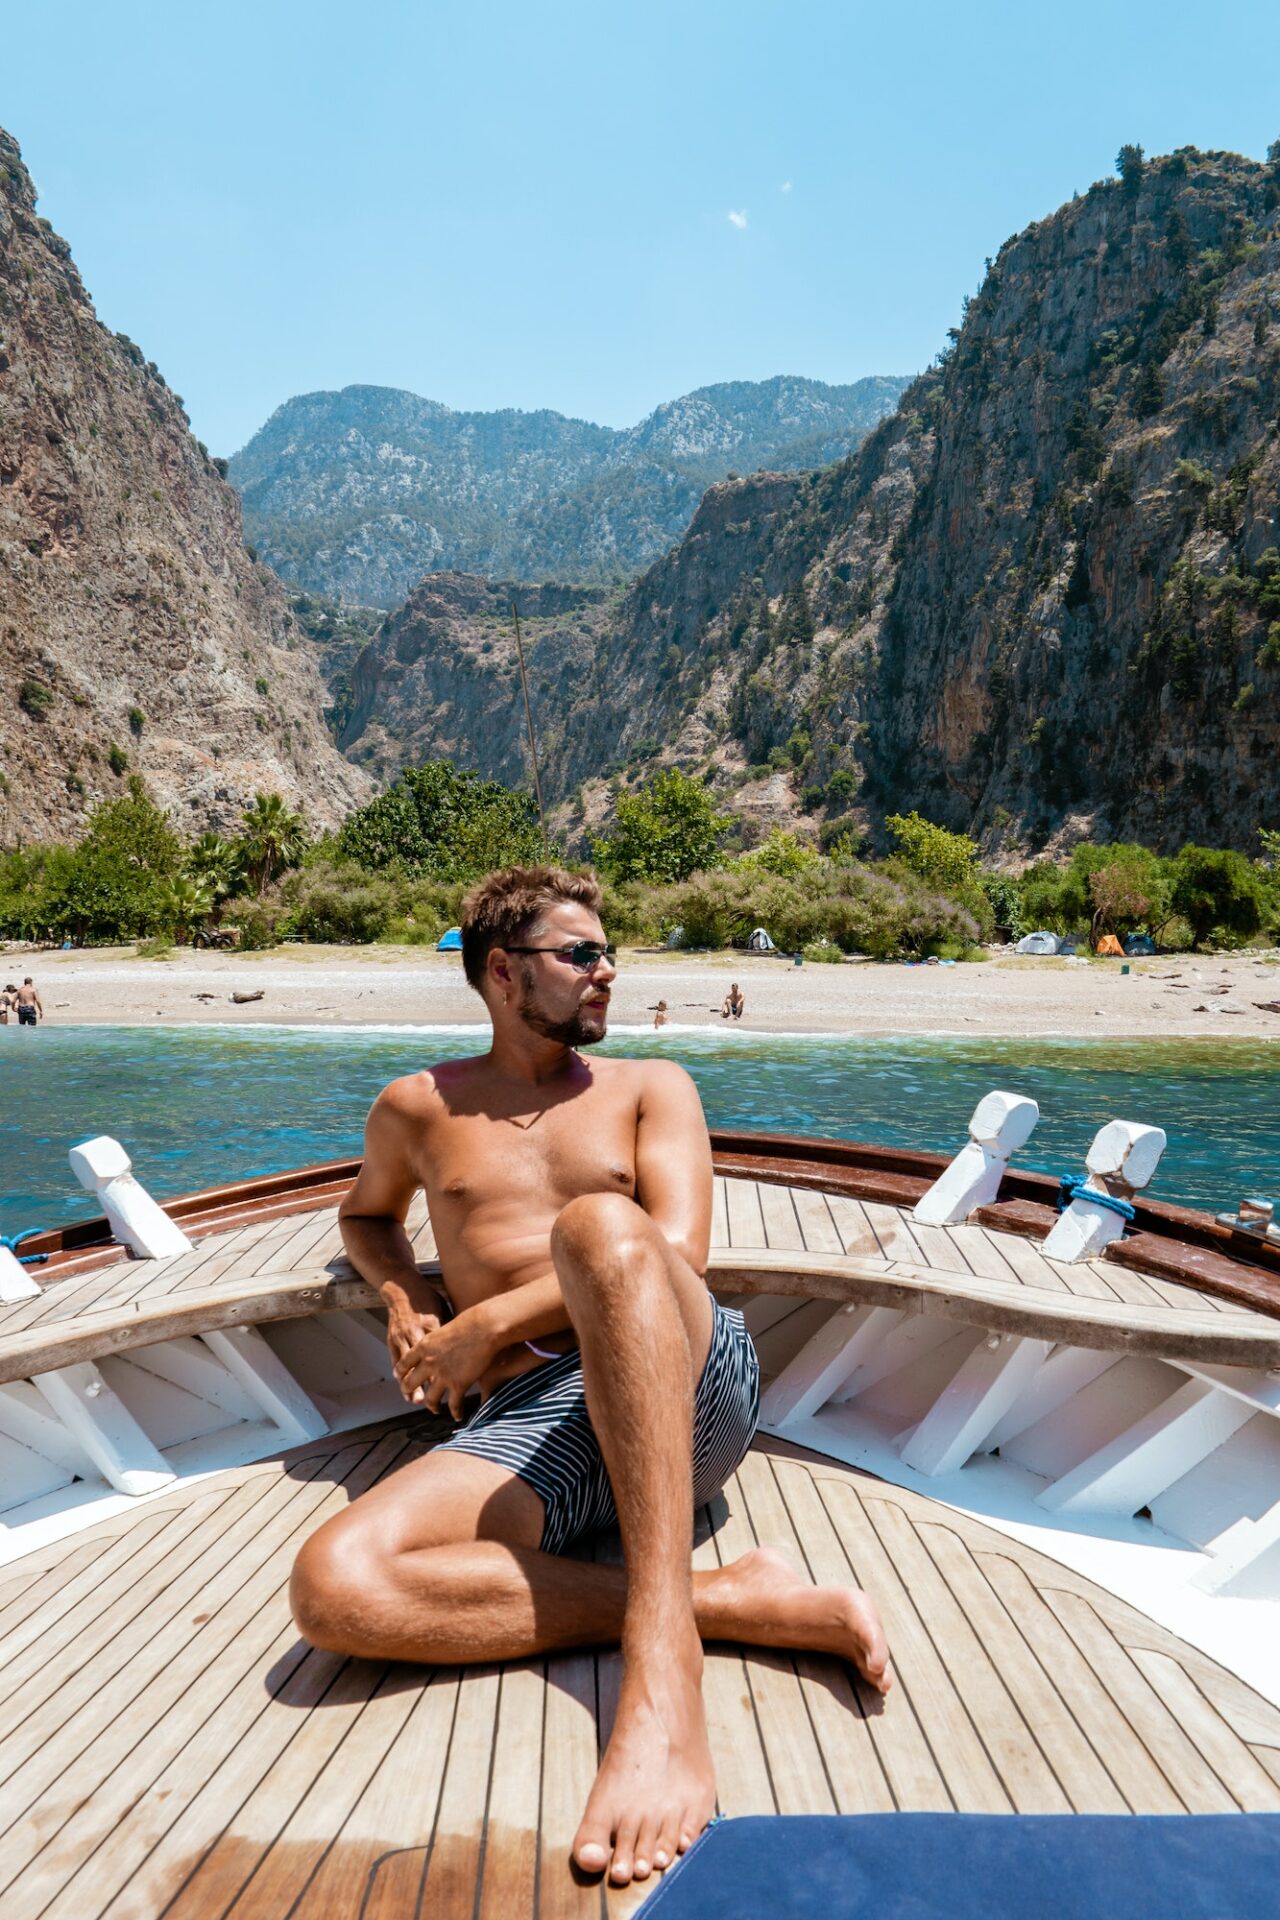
[0,1229,49,1266]
[1055,1175,1135,1223]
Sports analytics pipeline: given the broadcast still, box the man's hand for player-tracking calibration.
[393,1305,500,1421]
[386,1304,442,1397]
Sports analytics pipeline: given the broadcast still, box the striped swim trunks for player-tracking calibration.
[435,1301,760,1554]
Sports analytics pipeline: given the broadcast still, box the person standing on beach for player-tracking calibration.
[0,984,15,1025]
[15,979,42,1027]
[290,865,890,1890]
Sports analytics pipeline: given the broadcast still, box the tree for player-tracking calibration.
[594,769,731,884]
[1088,859,1154,944]
[885,812,979,892]
[237,793,308,895]
[156,875,214,945]
[336,762,553,880]
[185,831,243,921]
[1116,144,1145,194]
[1170,845,1264,948]
[1132,360,1165,418]
[42,777,181,943]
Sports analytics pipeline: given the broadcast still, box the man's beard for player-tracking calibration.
[517,971,607,1046]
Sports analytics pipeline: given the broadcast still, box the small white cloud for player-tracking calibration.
[727,209,748,230]
[780,180,793,194]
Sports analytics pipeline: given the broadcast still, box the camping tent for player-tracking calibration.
[746,927,776,952]
[1014,930,1061,956]
[1095,934,1124,957]
[1124,933,1157,956]
[437,927,463,952]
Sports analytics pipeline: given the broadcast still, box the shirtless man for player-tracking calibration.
[15,979,42,1027]
[290,866,889,1888]
[721,982,744,1020]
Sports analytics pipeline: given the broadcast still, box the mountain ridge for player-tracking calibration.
[229,373,909,604]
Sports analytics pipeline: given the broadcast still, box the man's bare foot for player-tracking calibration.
[572,1634,716,1885]
[704,1546,893,1694]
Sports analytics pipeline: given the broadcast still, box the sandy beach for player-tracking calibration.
[6,942,1280,1041]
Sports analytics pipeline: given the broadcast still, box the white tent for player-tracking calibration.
[746,927,776,952]
[1014,930,1061,955]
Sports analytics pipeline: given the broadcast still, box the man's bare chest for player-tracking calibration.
[416,1100,639,1212]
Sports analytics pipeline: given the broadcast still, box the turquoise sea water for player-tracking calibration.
[1,1024,1276,1238]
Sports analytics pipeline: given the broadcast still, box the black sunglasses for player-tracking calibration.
[504,942,617,973]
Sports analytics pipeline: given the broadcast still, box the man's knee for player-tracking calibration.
[290,1517,389,1652]
[551,1192,655,1282]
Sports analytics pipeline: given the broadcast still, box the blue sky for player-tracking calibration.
[6,1,1280,456]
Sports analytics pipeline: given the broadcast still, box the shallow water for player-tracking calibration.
[1,1023,1276,1237]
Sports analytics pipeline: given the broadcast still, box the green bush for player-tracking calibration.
[107,742,129,775]
[281,861,397,944]
[19,679,53,718]
[734,829,823,878]
[646,863,977,960]
[338,761,553,880]
[594,769,730,884]
[231,897,285,950]
[1170,844,1264,948]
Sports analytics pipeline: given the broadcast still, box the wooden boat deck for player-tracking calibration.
[4,1175,1279,1387]
[3,1416,1280,1920]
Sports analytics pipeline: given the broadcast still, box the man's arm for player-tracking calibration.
[632,1059,714,1274]
[339,1081,447,1380]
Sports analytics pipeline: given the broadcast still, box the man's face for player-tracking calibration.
[504,902,616,1047]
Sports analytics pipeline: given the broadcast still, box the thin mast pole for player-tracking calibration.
[510,596,546,833]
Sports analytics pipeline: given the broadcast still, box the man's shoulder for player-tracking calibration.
[374,1055,488,1113]
[372,1065,447,1120]
[603,1053,699,1098]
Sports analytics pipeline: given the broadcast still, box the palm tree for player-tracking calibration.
[156,876,214,946]
[238,792,308,895]
[185,832,242,922]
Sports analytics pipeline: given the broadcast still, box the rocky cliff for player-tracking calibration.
[229,375,908,605]
[366,145,1278,857]
[0,131,372,846]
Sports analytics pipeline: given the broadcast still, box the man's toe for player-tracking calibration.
[571,1815,611,1875]
[609,1818,640,1885]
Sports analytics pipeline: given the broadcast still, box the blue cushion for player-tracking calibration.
[636,1814,1280,1918]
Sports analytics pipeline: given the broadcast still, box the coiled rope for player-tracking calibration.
[1054,1175,1135,1223]
[0,1229,49,1266]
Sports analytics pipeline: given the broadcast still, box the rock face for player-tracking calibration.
[0,131,372,846]
[382,146,1275,857]
[338,574,611,791]
[229,375,909,605]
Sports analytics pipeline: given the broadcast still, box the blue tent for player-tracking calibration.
[437,927,463,952]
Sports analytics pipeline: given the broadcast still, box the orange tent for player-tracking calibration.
[1095,934,1124,956]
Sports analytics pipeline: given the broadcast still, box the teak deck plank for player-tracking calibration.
[3,1415,1279,1919]
[755,1180,806,1253]
[724,1177,767,1249]
[827,1192,887,1263]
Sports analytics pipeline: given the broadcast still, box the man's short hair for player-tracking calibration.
[23,977,32,985]
[459,866,603,994]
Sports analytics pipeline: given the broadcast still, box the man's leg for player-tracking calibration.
[547,1192,715,1883]
[291,1445,889,1673]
